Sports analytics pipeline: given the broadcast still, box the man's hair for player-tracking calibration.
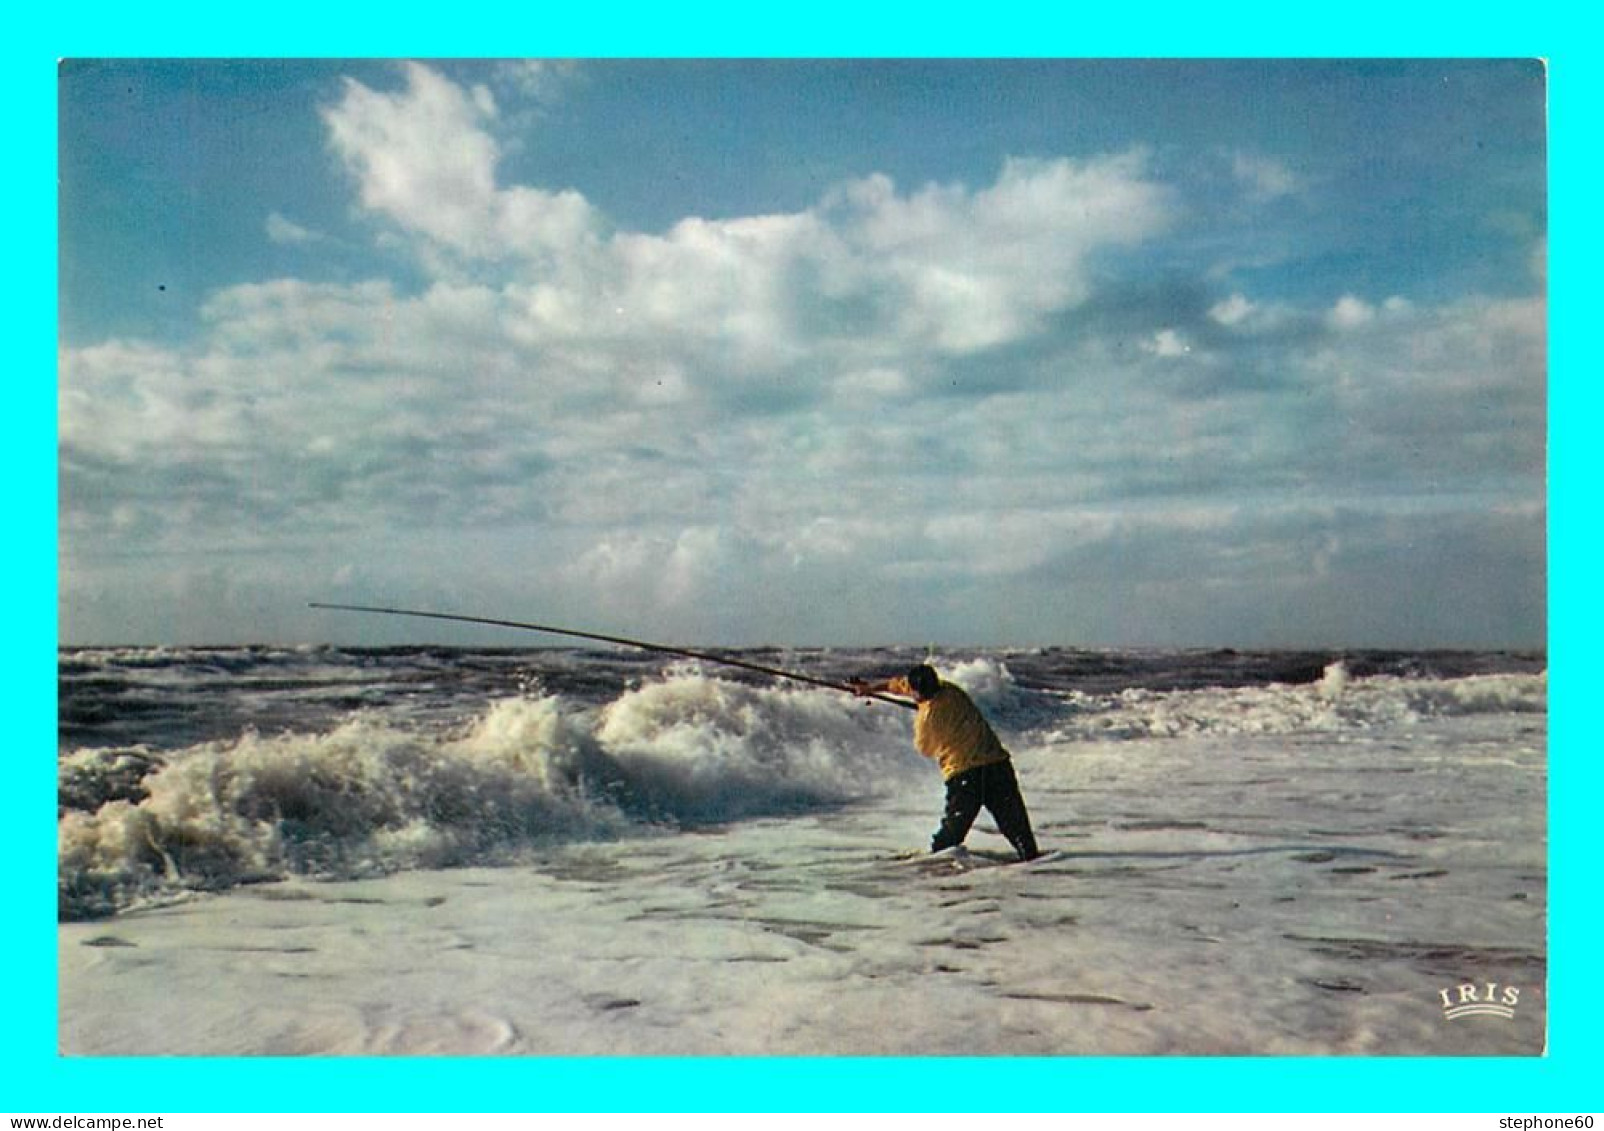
[906,663,941,698]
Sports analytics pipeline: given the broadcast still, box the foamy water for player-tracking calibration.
[58,645,1546,1055]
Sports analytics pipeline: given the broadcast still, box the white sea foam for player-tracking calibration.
[1045,667,1547,742]
[58,672,919,918]
[59,709,1548,1055]
[594,668,919,822]
[57,652,1546,919]
[57,646,1547,1055]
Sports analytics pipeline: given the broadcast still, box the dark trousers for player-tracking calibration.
[932,759,1040,861]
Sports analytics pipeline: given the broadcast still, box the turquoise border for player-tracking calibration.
[19,5,1592,1112]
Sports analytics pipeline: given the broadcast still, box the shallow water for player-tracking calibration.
[59,665,1546,1055]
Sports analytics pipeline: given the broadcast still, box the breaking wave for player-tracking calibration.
[58,672,917,919]
[57,647,1545,918]
[1043,663,1547,742]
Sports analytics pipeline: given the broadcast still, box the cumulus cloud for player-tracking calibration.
[816,155,1173,353]
[322,62,603,263]
[1328,294,1376,329]
[321,65,1174,371]
[1327,292,1423,333]
[1209,293,1257,327]
[1142,328,1192,358]
[59,63,1547,647]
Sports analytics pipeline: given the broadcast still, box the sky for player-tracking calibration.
[57,58,1548,649]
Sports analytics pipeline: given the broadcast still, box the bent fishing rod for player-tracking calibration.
[309,602,917,710]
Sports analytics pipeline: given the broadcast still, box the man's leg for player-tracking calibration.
[931,771,984,853]
[981,761,1041,861]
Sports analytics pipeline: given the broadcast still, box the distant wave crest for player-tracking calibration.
[1042,664,1548,742]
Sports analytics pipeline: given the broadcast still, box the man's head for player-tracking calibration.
[906,663,941,700]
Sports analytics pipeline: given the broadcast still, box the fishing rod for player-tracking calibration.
[309,602,917,710]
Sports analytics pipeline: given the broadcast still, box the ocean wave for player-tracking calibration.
[58,671,917,919]
[1040,663,1548,741]
[56,651,1547,918]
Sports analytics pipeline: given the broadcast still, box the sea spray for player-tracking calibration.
[58,672,916,918]
[1046,667,1547,742]
[1318,659,1351,699]
[593,667,919,823]
[59,701,619,918]
[57,645,1546,918]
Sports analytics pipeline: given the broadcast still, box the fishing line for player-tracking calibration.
[309,602,917,710]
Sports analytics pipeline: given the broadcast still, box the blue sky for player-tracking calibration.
[57,58,1547,647]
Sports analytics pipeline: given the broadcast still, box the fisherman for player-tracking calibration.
[851,663,1041,861]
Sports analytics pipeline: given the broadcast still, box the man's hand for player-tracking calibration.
[848,678,873,698]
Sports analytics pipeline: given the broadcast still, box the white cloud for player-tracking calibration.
[59,63,1547,649]
[1329,294,1376,329]
[492,60,583,102]
[1205,291,1306,337]
[1232,151,1301,202]
[1209,293,1256,326]
[322,65,1174,371]
[1142,328,1192,358]
[322,63,496,250]
[823,155,1173,352]
[265,211,321,245]
[322,62,603,263]
[1328,294,1417,332]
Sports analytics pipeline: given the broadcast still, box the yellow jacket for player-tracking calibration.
[887,676,1011,780]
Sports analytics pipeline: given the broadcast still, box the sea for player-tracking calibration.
[57,643,1549,1055]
